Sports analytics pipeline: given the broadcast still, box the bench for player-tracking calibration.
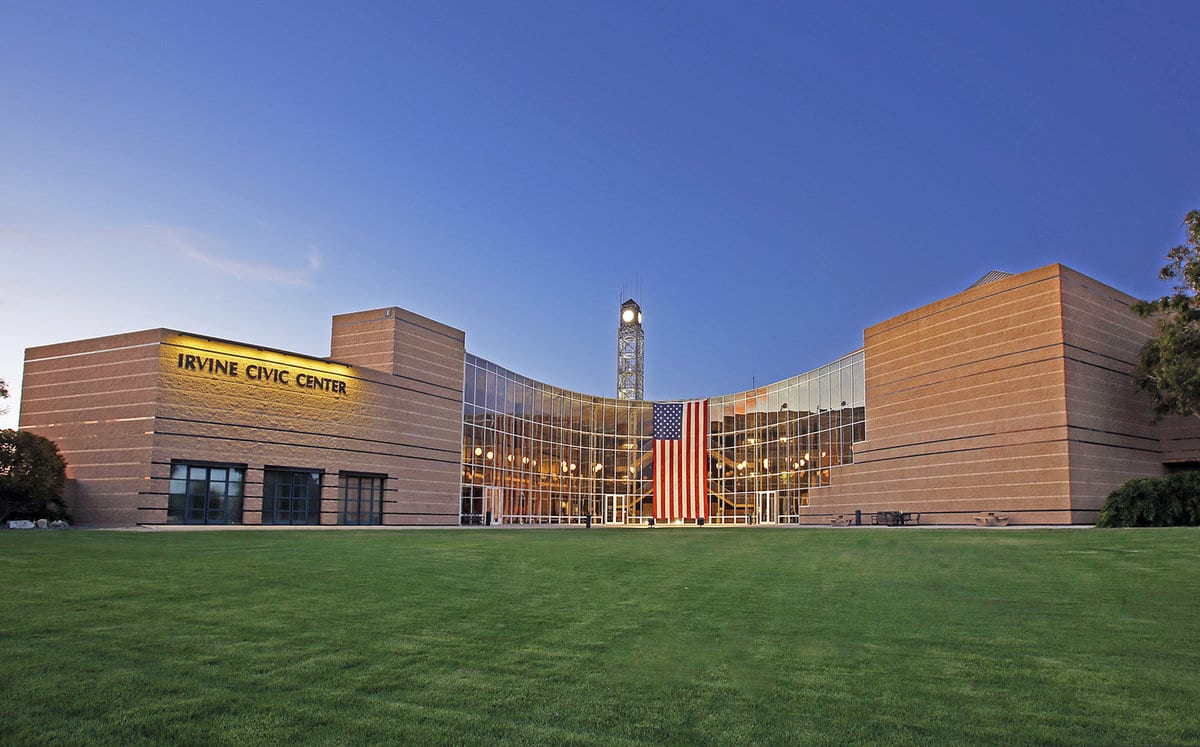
[974,512,1010,527]
[872,511,920,526]
[830,515,854,527]
[873,511,901,526]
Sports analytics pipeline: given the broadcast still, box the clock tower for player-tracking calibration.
[617,299,644,400]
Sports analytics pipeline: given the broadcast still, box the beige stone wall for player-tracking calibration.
[329,308,467,523]
[20,331,161,527]
[20,309,466,527]
[1158,415,1200,466]
[808,264,1195,525]
[331,307,466,386]
[809,266,1075,523]
[1059,268,1165,521]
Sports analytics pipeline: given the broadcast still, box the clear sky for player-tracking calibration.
[2,1,1198,428]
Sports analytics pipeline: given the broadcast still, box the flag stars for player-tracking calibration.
[654,403,684,440]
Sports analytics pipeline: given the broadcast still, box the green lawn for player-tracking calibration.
[1,527,1197,745]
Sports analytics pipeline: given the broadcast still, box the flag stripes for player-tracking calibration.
[653,400,709,521]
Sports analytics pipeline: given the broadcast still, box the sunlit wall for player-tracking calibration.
[461,350,865,525]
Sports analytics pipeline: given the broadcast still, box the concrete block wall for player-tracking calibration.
[329,308,466,524]
[1059,268,1166,521]
[20,308,466,527]
[20,331,161,527]
[809,264,1074,523]
[807,264,1192,524]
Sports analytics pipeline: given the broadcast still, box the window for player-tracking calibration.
[167,462,245,524]
[340,473,384,525]
[262,468,323,525]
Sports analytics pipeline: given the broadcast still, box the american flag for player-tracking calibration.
[653,400,709,522]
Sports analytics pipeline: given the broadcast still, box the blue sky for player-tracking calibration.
[2,1,1198,428]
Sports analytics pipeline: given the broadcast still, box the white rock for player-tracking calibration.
[7,520,35,529]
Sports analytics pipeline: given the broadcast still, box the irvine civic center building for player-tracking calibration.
[17,263,1200,528]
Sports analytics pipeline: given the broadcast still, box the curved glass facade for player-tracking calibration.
[461,350,865,525]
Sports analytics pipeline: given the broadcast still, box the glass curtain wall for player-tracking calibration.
[461,350,865,525]
[462,354,652,525]
[707,350,866,524]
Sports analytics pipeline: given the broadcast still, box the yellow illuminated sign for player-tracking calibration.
[165,334,352,399]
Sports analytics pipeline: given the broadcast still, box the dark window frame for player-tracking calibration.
[339,472,386,526]
[262,466,325,526]
[167,460,247,525]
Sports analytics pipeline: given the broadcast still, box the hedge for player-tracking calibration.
[1097,471,1200,527]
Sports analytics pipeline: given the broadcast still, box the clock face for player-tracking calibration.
[637,312,642,323]
[622,308,635,323]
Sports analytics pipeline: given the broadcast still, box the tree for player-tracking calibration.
[0,429,69,523]
[1132,210,1200,418]
[0,377,8,416]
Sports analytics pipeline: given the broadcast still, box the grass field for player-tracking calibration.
[1,527,1198,745]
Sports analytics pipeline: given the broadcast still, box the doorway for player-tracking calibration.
[484,486,503,526]
[755,491,778,525]
[604,494,626,525]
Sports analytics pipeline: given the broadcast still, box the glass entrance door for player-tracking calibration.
[484,487,503,526]
[756,491,778,524]
[604,494,626,525]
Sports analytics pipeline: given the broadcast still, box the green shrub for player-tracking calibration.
[1097,472,1200,527]
[0,429,69,523]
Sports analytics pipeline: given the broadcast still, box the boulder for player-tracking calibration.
[7,520,35,529]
